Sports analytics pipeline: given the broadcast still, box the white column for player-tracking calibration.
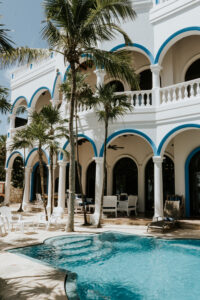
[153,156,163,220]
[4,168,12,205]
[94,69,106,88]
[150,64,162,107]
[90,157,104,225]
[47,164,56,212]
[27,107,34,124]
[58,161,67,211]
[22,167,32,211]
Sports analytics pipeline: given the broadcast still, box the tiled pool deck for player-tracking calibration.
[1,205,200,299]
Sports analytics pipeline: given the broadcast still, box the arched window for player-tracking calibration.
[106,80,124,92]
[189,151,200,216]
[113,157,138,195]
[32,163,48,201]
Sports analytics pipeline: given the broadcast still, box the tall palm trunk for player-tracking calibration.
[50,145,54,214]
[75,98,88,225]
[97,117,108,228]
[18,147,25,212]
[38,145,48,221]
[66,61,76,232]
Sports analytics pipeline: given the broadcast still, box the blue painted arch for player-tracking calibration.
[155,27,200,64]
[6,151,24,168]
[60,134,98,160]
[25,148,49,166]
[185,147,200,217]
[110,43,154,64]
[11,96,28,114]
[157,124,200,156]
[63,65,71,82]
[99,129,157,157]
[28,86,52,108]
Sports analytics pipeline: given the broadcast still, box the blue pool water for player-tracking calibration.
[9,232,200,300]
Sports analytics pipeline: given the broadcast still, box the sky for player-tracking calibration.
[0,0,47,135]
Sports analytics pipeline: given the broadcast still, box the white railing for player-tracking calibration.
[10,125,27,138]
[117,91,153,107]
[160,78,200,105]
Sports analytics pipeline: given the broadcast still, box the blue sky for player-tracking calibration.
[0,0,47,135]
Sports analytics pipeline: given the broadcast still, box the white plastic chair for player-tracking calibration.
[0,206,20,231]
[0,215,7,236]
[118,195,138,216]
[103,196,118,217]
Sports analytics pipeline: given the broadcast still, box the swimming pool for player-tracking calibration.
[9,232,200,300]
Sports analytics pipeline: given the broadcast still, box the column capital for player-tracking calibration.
[153,156,163,164]
[94,69,106,76]
[93,157,104,164]
[25,166,32,172]
[150,64,162,74]
[58,160,67,167]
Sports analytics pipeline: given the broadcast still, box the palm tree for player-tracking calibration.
[10,128,33,212]
[0,87,10,114]
[90,84,133,227]
[42,0,137,232]
[0,135,6,180]
[40,105,68,214]
[26,111,51,220]
[61,71,93,225]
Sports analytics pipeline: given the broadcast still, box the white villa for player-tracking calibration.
[5,0,200,220]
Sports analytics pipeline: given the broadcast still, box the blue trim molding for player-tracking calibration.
[11,96,28,114]
[6,151,24,168]
[185,147,200,217]
[60,134,98,160]
[28,86,51,108]
[155,27,200,64]
[52,72,62,98]
[157,124,200,156]
[110,43,154,64]
[25,148,49,166]
[99,129,157,157]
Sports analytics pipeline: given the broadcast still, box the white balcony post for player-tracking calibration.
[90,157,104,225]
[58,161,67,211]
[94,69,106,88]
[150,64,162,107]
[22,166,32,211]
[153,156,164,220]
[4,168,12,205]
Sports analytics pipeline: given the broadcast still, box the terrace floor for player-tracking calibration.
[1,204,200,299]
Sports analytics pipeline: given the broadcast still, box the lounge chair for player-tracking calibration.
[103,196,118,217]
[0,206,20,231]
[147,200,180,233]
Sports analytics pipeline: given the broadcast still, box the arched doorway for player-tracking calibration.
[113,157,138,195]
[185,59,200,81]
[31,163,48,201]
[86,161,96,199]
[139,69,152,90]
[189,151,200,216]
[145,156,175,213]
[106,80,124,92]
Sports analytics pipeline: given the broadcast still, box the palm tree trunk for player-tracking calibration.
[75,98,88,225]
[50,146,54,215]
[97,117,108,228]
[66,61,76,232]
[18,147,25,212]
[38,146,48,221]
